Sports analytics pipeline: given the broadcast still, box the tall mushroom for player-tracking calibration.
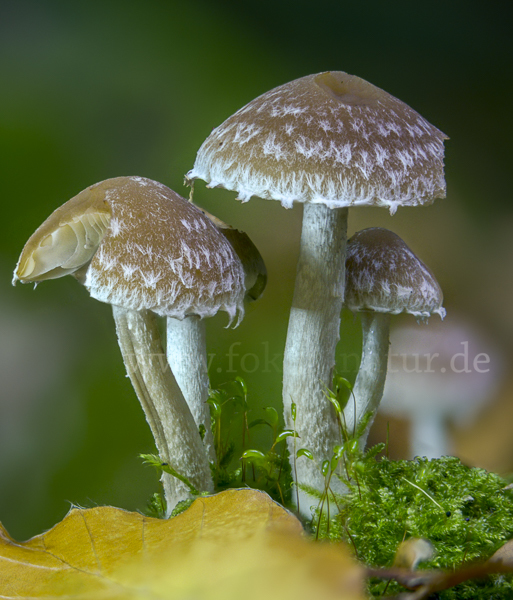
[344,227,446,448]
[13,176,255,512]
[186,71,447,497]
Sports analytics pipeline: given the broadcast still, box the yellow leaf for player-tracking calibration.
[0,489,363,600]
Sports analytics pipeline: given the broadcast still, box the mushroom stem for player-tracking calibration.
[112,305,214,513]
[282,203,348,504]
[410,411,449,459]
[166,316,216,463]
[344,311,391,448]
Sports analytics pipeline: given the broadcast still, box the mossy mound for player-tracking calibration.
[317,455,513,599]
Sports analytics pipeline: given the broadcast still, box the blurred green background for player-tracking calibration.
[1,0,512,540]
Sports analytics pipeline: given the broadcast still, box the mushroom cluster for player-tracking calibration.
[13,69,449,516]
[13,176,266,512]
[187,71,447,504]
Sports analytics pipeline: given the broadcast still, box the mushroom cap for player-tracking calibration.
[14,176,250,321]
[187,71,447,213]
[345,227,446,319]
[381,318,502,418]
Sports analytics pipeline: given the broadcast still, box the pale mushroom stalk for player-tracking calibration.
[166,316,215,463]
[282,203,348,496]
[343,311,391,448]
[114,306,214,508]
[343,228,446,453]
[165,213,267,467]
[410,411,450,458]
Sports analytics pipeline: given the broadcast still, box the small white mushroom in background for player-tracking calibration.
[187,70,447,503]
[378,317,503,459]
[344,227,446,448]
[12,176,263,513]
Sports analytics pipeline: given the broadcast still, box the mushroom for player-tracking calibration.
[344,227,446,448]
[378,316,502,459]
[166,209,267,463]
[12,176,253,511]
[186,71,447,497]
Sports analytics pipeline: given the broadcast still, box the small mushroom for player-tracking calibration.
[13,176,253,511]
[379,317,502,458]
[344,227,446,447]
[187,71,447,497]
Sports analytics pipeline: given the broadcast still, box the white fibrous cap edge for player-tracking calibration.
[186,167,441,212]
[347,303,446,320]
[84,261,246,324]
[86,266,246,324]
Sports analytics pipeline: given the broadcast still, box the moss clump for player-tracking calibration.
[316,455,513,598]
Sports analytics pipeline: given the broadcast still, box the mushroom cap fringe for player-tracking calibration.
[345,227,446,319]
[14,176,248,323]
[187,71,447,214]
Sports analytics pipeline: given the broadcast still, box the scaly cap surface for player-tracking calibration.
[345,227,445,319]
[188,71,447,213]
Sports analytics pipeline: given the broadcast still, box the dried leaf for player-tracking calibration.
[0,488,363,599]
[392,538,434,570]
[489,538,513,566]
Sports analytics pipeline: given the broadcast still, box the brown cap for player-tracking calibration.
[187,71,447,214]
[345,227,445,319]
[14,176,248,322]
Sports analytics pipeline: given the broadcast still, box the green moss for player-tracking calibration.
[169,498,195,518]
[315,455,513,598]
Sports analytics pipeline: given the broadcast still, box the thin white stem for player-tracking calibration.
[344,312,391,448]
[166,316,215,463]
[112,306,213,514]
[282,203,348,510]
[410,412,449,459]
